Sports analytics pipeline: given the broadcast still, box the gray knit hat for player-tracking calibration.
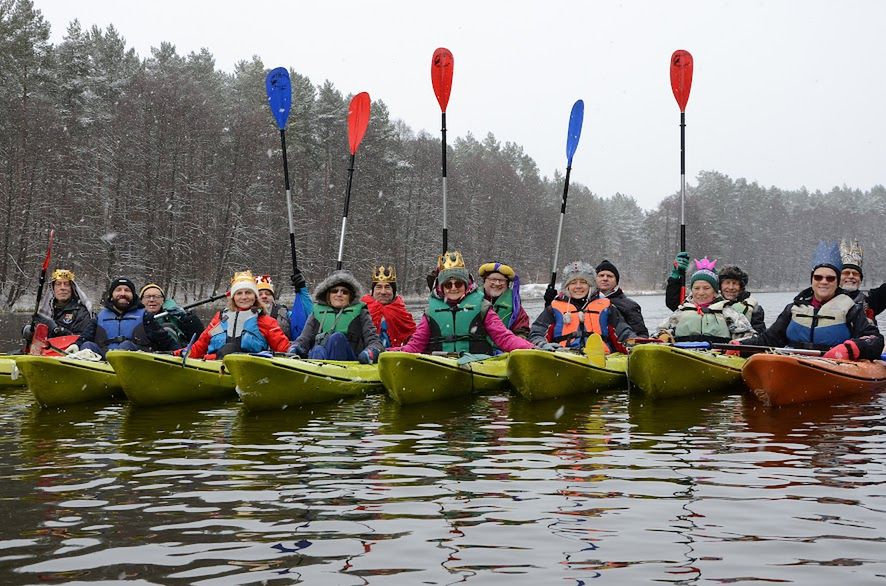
[561,261,595,288]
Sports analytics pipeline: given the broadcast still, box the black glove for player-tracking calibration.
[543,286,558,307]
[290,269,307,290]
[143,312,160,333]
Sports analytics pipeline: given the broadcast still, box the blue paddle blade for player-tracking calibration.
[565,99,584,165]
[265,67,292,130]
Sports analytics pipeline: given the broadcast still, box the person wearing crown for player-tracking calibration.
[392,251,536,355]
[478,262,530,339]
[255,275,291,335]
[838,239,885,323]
[182,271,290,359]
[289,269,385,363]
[655,257,754,343]
[531,261,638,353]
[729,242,883,360]
[360,265,416,348]
[22,268,96,352]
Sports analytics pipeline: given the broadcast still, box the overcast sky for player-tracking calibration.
[35,0,886,209]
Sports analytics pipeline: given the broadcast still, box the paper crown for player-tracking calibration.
[694,257,718,272]
[811,241,842,271]
[51,269,75,282]
[371,265,396,283]
[437,251,465,271]
[478,262,515,280]
[839,239,863,270]
[254,274,274,293]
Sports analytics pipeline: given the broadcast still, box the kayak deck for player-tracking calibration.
[13,355,120,407]
[224,354,383,411]
[106,350,234,406]
[0,357,25,388]
[627,344,746,399]
[743,353,886,406]
[379,352,509,405]
[507,349,627,401]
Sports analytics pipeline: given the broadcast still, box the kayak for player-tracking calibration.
[106,350,235,406]
[627,344,747,399]
[742,353,886,406]
[0,357,25,388]
[13,355,121,407]
[507,349,628,401]
[379,352,509,405]
[224,354,383,411]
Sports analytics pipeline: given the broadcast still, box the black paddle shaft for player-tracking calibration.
[280,129,298,275]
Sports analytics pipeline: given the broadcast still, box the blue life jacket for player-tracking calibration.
[206,310,268,355]
[785,294,854,350]
[96,307,146,350]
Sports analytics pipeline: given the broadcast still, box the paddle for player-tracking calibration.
[432,47,454,253]
[583,333,606,367]
[181,333,198,367]
[670,50,693,303]
[265,67,300,283]
[153,292,227,320]
[546,100,584,304]
[24,228,54,353]
[629,337,824,357]
[335,92,371,271]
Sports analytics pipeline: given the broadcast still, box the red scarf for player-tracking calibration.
[360,294,416,347]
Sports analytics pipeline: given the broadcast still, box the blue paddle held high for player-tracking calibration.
[266,67,292,130]
[566,99,584,166]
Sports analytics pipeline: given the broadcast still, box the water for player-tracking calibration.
[1,292,885,583]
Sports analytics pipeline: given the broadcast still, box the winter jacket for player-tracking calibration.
[656,298,754,343]
[88,299,176,352]
[597,288,648,337]
[665,276,765,333]
[186,309,290,359]
[267,301,291,337]
[739,287,883,359]
[34,297,95,339]
[360,294,416,348]
[152,299,204,349]
[847,287,882,325]
[868,282,886,318]
[529,295,635,353]
[289,286,313,340]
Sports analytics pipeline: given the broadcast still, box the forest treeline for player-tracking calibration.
[1,0,884,307]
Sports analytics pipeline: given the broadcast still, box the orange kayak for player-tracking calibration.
[742,353,886,406]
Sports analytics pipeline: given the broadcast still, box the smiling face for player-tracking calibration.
[811,268,838,302]
[140,287,164,314]
[257,289,275,305]
[233,289,256,310]
[53,279,73,304]
[840,268,862,292]
[566,279,590,299]
[372,282,394,304]
[595,270,617,294]
[691,281,716,305]
[441,278,466,302]
[482,273,508,299]
[327,286,352,309]
[111,285,133,311]
[719,278,742,301]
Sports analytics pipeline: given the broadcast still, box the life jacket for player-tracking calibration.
[206,309,268,357]
[550,297,611,352]
[786,294,855,350]
[426,289,492,354]
[97,306,146,350]
[727,295,758,321]
[312,301,366,347]
[490,289,514,328]
[154,300,188,347]
[673,299,732,343]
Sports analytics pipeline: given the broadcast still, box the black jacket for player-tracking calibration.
[598,288,648,337]
[35,297,95,338]
[847,287,884,325]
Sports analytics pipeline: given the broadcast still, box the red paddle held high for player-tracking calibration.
[431,48,454,252]
[670,49,693,303]
[336,92,372,270]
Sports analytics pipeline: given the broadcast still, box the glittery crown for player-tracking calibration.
[371,265,396,283]
[839,239,863,269]
[694,257,718,271]
[254,274,274,293]
[231,270,255,286]
[437,251,465,271]
[51,269,75,282]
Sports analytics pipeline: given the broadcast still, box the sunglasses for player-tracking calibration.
[442,280,465,290]
[329,287,351,295]
[812,274,836,283]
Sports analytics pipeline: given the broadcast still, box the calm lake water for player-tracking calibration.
[1,292,884,584]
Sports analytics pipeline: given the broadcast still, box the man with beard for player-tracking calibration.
[839,239,886,324]
[80,278,176,357]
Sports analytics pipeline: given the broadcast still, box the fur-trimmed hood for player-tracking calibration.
[313,270,364,303]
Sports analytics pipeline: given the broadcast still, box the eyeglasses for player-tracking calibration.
[442,280,465,290]
[841,269,861,278]
[485,278,508,285]
[329,287,350,295]
[812,274,836,283]
[142,294,163,301]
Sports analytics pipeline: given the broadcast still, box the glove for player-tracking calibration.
[724,340,743,356]
[64,344,79,353]
[543,286,558,307]
[657,331,674,343]
[143,311,159,331]
[22,324,33,341]
[358,348,379,364]
[669,252,691,280]
[823,341,860,361]
[290,269,307,291]
[288,342,308,358]
[538,341,560,351]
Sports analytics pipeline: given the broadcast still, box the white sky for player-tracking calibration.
[35,0,886,209]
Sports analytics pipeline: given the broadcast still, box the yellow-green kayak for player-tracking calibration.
[13,355,120,407]
[627,344,747,399]
[379,352,509,405]
[0,357,26,388]
[224,354,383,411]
[106,350,235,406]
[507,349,628,400]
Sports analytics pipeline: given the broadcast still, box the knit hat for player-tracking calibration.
[255,274,275,295]
[371,265,397,296]
[718,265,748,289]
[595,259,620,284]
[689,257,719,290]
[479,261,522,329]
[139,283,166,299]
[839,239,863,278]
[106,277,137,301]
[230,270,259,296]
[810,241,842,278]
[437,251,469,285]
[561,261,595,288]
[478,262,515,281]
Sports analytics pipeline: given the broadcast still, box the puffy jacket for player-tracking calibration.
[529,295,635,353]
[187,309,290,359]
[598,288,648,337]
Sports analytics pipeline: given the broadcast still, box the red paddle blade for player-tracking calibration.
[30,323,49,356]
[431,47,454,112]
[670,50,693,112]
[42,228,54,271]
[347,92,371,155]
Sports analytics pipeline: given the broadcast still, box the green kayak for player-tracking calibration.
[0,357,26,388]
[627,344,747,399]
[106,350,235,406]
[224,354,383,411]
[13,355,121,407]
[379,352,509,405]
[507,349,628,401]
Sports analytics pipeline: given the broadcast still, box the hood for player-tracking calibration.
[313,270,364,303]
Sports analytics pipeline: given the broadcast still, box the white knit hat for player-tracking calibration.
[229,270,259,296]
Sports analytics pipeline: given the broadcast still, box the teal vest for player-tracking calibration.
[426,289,491,354]
[728,296,758,321]
[674,299,732,342]
[491,288,513,328]
[313,302,365,344]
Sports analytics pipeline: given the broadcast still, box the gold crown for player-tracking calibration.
[839,239,863,268]
[372,265,396,283]
[254,274,274,292]
[51,269,75,282]
[437,251,465,271]
[231,270,255,285]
